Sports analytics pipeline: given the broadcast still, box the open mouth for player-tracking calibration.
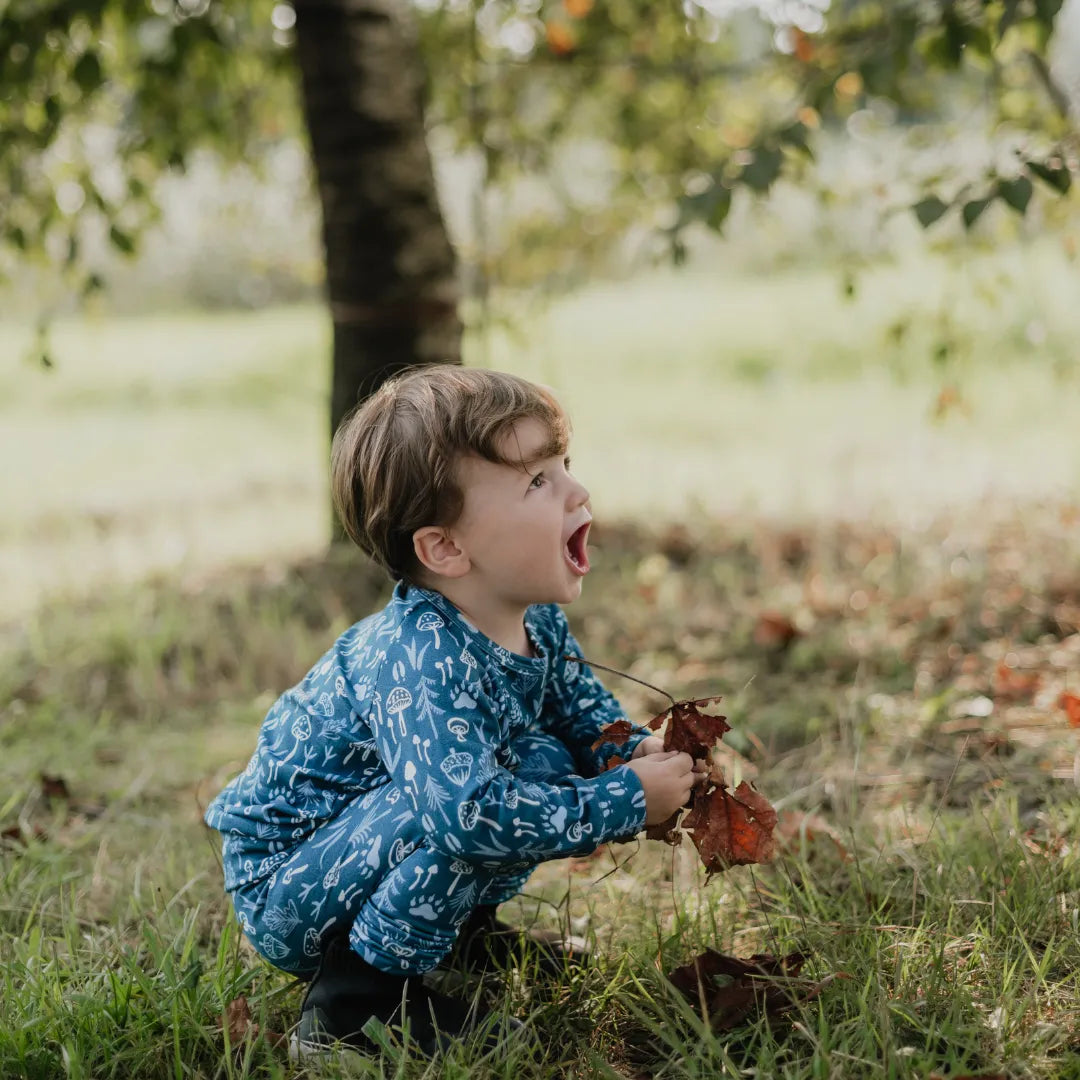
[565,522,591,575]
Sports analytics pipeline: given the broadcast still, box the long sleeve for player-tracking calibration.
[358,614,647,867]
[539,607,653,776]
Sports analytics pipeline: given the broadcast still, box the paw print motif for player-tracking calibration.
[542,804,568,834]
[408,894,447,922]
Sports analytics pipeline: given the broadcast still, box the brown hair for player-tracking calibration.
[331,364,571,582]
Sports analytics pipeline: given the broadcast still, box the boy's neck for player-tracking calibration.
[414,577,534,658]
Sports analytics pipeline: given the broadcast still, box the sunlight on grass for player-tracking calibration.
[1,242,1079,618]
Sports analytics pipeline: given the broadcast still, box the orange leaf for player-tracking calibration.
[563,0,593,17]
[682,781,777,872]
[1059,692,1080,727]
[994,660,1040,702]
[545,21,575,55]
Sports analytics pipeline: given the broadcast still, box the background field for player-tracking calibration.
[3,238,1079,622]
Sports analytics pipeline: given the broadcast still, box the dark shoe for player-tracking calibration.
[291,932,525,1061]
[442,905,592,979]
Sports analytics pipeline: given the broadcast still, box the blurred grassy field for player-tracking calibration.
[1,239,1079,619]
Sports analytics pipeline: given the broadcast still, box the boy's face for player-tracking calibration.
[444,416,593,608]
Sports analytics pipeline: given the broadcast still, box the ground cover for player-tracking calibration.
[2,510,1078,1078]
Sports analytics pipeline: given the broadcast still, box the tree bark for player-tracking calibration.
[293,0,462,441]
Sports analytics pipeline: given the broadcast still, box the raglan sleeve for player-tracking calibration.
[538,605,654,776]
[359,606,647,866]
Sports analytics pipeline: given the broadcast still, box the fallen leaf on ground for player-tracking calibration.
[40,774,71,801]
[666,949,834,1030]
[754,612,801,650]
[1058,691,1080,727]
[993,661,1040,702]
[681,781,777,873]
[221,995,287,1050]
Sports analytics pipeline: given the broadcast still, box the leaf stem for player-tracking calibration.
[562,654,677,708]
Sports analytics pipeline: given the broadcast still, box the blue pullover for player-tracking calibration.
[205,581,652,891]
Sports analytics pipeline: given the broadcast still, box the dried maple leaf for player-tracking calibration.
[667,949,825,1030]
[590,719,637,751]
[1058,692,1080,728]
[682,781,777,873]
[648,696,729,759]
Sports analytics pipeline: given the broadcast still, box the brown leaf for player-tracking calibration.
[682,782,777,872]
[644,811,682,843]
[753,612,801,650]
[1,822,48,845]
[221,995,287,1051]
[667,949,822,1030]
[591,719,637,751]
[1058,691,1080,727]
[649,697,729,759]
[223,996,253,1043]
[40,774,71,801]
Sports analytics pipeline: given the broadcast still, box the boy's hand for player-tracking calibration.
[624,750,709,826]
[630,735,665,759]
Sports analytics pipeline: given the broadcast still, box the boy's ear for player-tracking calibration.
[412,526,470,579]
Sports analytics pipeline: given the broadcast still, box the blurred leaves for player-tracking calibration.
[0,0,1075,299]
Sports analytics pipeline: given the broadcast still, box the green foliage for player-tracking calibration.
[0,0,299,293]
[0,0,1075,303]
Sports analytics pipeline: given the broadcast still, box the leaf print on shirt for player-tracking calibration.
[414,677,445,733]
[263,899,301,937]
[260,934,290,961]
[402,636,432,672]
[423,775,453,824]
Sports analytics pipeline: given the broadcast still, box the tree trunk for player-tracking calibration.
[293,0,462,441]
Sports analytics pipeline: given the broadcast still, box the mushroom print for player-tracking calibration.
[446,717,469,742]
[416,612,444,649]
[385,686,412,736]
[457,800,503,832]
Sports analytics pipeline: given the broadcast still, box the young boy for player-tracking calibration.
[204,365,703,1058]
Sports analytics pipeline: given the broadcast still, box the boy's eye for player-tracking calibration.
[529,473,545,489]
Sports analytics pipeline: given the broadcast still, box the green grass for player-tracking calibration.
[3,514,1080,1078]
[2,239,1080,620]
[2,240,1080,1075]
